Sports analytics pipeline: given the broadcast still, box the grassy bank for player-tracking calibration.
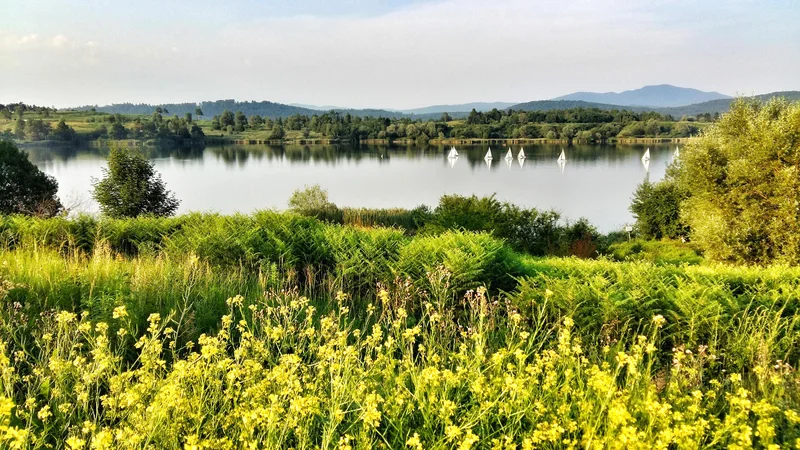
[0,213,799,447]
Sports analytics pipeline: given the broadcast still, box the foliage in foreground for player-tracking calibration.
[1,245,800,448]
[1,277,800,448]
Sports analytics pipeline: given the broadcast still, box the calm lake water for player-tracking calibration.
[25,143,677,232]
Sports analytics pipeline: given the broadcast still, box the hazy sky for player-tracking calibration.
[1,0,798,109]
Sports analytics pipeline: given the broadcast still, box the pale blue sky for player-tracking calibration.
[1,0,798,109]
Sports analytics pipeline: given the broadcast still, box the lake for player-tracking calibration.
[25,142,677,232]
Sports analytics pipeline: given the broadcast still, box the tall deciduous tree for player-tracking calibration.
[675,98,800,263]
[92,146,179,218]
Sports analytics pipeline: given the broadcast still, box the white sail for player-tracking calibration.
[518,147,526,160]
[505,158,512,169]
[674,146,680,158]
[558,159,566,173]
[484,148,493,160]
[485,157,493,169]
[448,147,458,158]
[448,156,457,168]
[505,148,513,160]
[558,149,566,162]
[642,148,651,162]
[643,158,651,172]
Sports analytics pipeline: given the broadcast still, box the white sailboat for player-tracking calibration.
[557,149,566,162]
[674,146,680,158]
[448,146,459,158]
[485,157,493,169]
[484,148,493,161]
[518,147,526,160]
[642,148,651,162]
[558,159,566,173]
[518,157,525,168]
[505,148,513,160]
[642,158,651,172]
[448,157,457,168]
[505,158,512,169]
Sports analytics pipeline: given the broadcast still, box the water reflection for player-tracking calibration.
[24,142,677,231]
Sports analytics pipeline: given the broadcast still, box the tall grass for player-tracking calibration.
[2,214,800,446]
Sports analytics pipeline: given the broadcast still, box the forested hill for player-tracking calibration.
[653,91,800,116]
[511,100,654,113]
[512,91,800,117]
[73,100,405,119]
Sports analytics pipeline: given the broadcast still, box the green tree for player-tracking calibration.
[0,141,62,215]
[190,124,205,141]
[185,113,193,124]
[268,125,285,140]
[92,146,179,218]
[234,111,247,132]
[248,115,264,129]
[220,110,235,128]
[25,119,51,141]
[560,124,577,142]
[13,119,25,139]
[194,107,203,117]
[110,122,128,139]
[629,179,688,239]
[52,119,76,141]
[675,98,800,263]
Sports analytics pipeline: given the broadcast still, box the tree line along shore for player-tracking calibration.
[1,102,713,147]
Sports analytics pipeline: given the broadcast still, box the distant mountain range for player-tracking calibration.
[71,86,799,120]
[552,84,731,108]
